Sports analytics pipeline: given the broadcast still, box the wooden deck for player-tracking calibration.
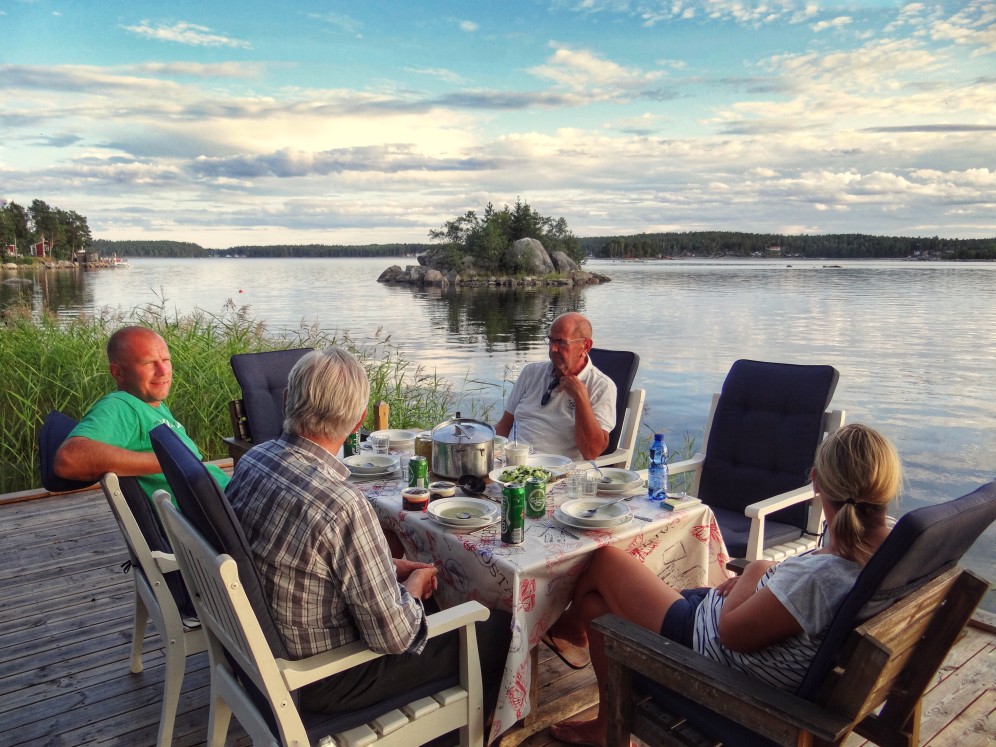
[1,486,992,747]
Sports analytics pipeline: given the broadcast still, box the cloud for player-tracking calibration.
[122,21,252,49]
[406,67,467,85]
[459,20,479,32]
[929,0,996,54]
[530,44,664,96]
[812,16,852,33]
[306,11,364,37]
[133,61,263,79]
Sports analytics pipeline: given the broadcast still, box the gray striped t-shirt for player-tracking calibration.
[692,553,862,691]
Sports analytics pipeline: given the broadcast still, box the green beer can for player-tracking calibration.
[525,476,547,518]
[343,431,361,458]
[501,482,526,544]
[408,455,429,489]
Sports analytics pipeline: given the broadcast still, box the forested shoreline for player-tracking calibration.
[90,231,996,261]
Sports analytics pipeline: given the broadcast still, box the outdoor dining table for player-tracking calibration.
[352,471,731,743]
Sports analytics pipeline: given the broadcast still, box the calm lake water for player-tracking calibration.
[5,256,995,608]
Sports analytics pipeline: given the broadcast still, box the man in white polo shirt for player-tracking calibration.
[495,312,616,461]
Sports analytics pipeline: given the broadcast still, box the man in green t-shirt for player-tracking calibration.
[54,325,230,500]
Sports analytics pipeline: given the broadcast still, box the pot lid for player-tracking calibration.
[432,417,495,445]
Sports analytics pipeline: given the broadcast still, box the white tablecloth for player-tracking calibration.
[354,475,730,742]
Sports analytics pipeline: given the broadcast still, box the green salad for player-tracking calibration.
[499,465,552,483]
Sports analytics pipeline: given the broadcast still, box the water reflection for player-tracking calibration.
[386,282,587,352]
[1,267,95,320]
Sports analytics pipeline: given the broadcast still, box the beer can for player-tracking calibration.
[501,482,526,544]
[408,455,429,489]
[343,431,361,458]
[414,433,433,473]
[525,476,547,518]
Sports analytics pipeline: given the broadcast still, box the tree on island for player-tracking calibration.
[425,199,585,274]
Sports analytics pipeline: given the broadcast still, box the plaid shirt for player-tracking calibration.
[226,433,427,659]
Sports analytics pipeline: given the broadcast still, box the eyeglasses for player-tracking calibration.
[544,336,586,348]
[541,378,558,407]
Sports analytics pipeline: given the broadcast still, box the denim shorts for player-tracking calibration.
[659,587,710,646]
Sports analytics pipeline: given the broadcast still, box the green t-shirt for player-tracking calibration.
[69,391,230,500]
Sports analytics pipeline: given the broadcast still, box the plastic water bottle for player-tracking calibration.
[647,434,669,500]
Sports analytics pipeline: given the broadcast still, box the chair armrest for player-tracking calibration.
[744,484,815,519]
[592,613,852,745]
[589,448,630,469]
[277,601,489,692]
[666,453,704,477]
[150,550,179,574]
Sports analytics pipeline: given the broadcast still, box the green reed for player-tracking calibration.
[0,297,481,494]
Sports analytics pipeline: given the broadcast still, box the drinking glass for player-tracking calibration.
[578,474,599,499]
[370,433,391,454]
[506,442,531,466]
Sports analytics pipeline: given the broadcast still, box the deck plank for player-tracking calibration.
[0,488,991,747]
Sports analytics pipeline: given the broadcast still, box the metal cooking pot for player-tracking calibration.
[431,416,495,480]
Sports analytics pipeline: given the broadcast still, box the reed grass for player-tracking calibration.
[0,297,485,494]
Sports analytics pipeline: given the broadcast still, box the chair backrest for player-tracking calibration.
[798,478,996,700]
[698,359,838,529]
[229,348,313,444]
[149,423,289,660]
[155,494,308,743]
[588,348,640,455]
[38,410,95,493]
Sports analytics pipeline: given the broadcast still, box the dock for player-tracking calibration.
[1,484,992,746]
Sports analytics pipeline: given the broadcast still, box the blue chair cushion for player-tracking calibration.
[699,360,838,534]
[710,506,806,559]
[588,348,639,456]
[38,410,96,493]
[230,348,313,443]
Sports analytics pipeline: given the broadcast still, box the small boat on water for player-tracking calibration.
[111,255,130,268]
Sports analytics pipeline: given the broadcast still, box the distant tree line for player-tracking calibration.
[1,199,92,260]
[426,199,585,273]
[581,231,996,260]
[220,244,428,258]
[91,239,211,257]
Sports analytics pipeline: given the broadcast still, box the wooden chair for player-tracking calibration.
[588,348,646,470]
[667,359,844,560]
[150,422,490,747]
[38,410,206,747]
[595,479,996,747]
[224,347,314,466]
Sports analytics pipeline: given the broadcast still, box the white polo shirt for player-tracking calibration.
[504,358,617,459]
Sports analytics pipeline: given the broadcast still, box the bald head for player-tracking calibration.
[106,326,173,405]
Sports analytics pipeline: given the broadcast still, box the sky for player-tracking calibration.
[2,1,994,248]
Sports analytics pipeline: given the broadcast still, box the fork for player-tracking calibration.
[581,494,632,517]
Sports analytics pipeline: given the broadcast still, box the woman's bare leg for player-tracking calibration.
[549,546,685,747]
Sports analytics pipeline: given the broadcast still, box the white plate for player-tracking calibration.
[591,468,643,492]
[370,429,419,446]
[489,465,565,486]
[429,498,499,526]
[557,499,633,527]
[347,465,400,479]
[343,454,400,474]
[524,453,574,469]
[554,506,633,530]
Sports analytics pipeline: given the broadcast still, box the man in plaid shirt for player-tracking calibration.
[226,347,509,715]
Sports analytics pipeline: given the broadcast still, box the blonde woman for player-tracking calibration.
[546,424,902,747]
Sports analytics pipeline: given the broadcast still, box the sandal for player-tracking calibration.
[541,632,591,670]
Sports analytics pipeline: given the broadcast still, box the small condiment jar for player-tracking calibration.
[401,487,430,512]
[428,481,456,502]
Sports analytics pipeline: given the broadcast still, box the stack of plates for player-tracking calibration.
[555,498,633,530]
[369,429,419,451]
[428,498,499,531]
[592,468,643,493]
[343,454,400,478]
